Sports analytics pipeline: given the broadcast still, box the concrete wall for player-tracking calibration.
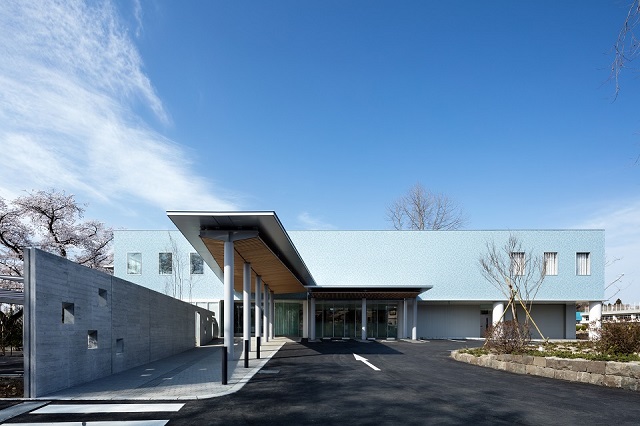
[505,304,576,339]
[23,248,217,398]
[419,304,481,339]
[417,303,576,339]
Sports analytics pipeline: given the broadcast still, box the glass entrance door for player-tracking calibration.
[317,301,397,339]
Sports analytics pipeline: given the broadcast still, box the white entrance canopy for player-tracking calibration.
[167,211,316,294]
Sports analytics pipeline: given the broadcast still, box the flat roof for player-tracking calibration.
[167,211,316,294]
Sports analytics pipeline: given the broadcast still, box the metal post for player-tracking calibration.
[412,297,418,340]
[361,298,367,340]
[255,275,262,359]
[244,339,249,368]
[224,239,234,361]
[269,291,275,339]
[263,285,269,343]
[222,346,228,385]
[243,262,251,354]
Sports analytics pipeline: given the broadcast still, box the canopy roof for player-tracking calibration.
[167,211,316,294]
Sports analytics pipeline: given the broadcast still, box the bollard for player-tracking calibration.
[222,346,228,385]
[244,339,249,368]
[256,336,261,360]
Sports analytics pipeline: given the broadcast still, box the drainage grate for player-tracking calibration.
[257,369,280,374]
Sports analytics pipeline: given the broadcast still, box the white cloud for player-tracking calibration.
[0,1,236,221]
[574,200,640,303]
[296,212,337,230]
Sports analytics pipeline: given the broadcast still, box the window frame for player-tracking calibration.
[158,252,173,275]
[544,252,558,276]
[576,252,591,276]
[190,252,204,275]
[510,252,525,276]
[126,252,142,275]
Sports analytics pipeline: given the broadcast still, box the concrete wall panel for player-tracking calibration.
[25,249,216,397]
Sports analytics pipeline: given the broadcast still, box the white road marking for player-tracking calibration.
[353,353,381,371]
[31,403,184,414]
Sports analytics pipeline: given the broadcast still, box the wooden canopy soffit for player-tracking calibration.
[201,236,306,295]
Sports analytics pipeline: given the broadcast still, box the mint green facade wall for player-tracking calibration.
[288,230,605,302]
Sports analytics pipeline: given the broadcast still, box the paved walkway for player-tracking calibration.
[39,337,288,400]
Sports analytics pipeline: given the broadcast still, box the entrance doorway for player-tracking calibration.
[315,301,398,339]
[480,309,491,337]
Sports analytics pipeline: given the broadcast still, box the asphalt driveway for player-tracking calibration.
[9,339,640,425]
[169,339,640,425]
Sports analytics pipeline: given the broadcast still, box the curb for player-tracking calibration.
[451,350,640,391]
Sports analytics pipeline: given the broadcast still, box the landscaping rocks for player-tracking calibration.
[451,350,640,392]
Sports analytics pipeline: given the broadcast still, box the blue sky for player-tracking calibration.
[1,1,639,302]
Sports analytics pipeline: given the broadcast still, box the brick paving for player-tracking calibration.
[40,337,287,400]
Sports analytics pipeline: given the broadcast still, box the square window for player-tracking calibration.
[127,253,142,275]
[544,252,558,276]
[190,253,204,275]
[62,303,75,324]
[88,330,98,349]
[510,252,525,276]
[159,252,173,275]
[577,252,590,276]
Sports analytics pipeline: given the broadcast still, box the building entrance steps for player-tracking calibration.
[39,337,288,400]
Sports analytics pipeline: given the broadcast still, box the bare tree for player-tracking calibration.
[163,232,202,302]
[479,235,546,346]
[610,0,640,100]
[387,183,466,230]
[0,189,113,289]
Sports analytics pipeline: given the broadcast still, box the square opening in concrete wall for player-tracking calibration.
[98,288,107,307]
[62,303,74,324]
[88,330,98,349]
[116,338,124,354]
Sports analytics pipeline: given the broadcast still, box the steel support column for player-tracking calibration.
[361,298,367,340]
[223,240,234,361]
[263,285,269,342]
[269,291,275,339]
[243,262,251,358]
[255,275,262,358]
[310,297,316,340]
[412,297,418,340]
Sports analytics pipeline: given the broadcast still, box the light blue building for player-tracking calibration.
[113,211,605,344]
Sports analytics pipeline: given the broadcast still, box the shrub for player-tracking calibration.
[593,320,640,355]
[484,320,531,354]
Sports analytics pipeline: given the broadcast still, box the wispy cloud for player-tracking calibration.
[296,212,337,230]
[574,200,640,302]
[0,1,236,220]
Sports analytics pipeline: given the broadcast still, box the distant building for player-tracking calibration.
[113,211,606,342]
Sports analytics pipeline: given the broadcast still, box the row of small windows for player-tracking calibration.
[126,252,204,275]
[510,252,590,276]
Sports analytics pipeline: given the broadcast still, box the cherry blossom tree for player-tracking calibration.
[0,190,113,289]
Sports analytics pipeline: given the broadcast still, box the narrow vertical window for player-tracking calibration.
[127,252,142,275]
[190,253,204,275]
[576,252,590,276]
[88,330,98,349]
[159,252,173,275]
[544,252,558,276]
[510,252,525,276]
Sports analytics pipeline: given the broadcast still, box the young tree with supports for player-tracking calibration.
[387,183,467,230]
[478,235,546,351]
